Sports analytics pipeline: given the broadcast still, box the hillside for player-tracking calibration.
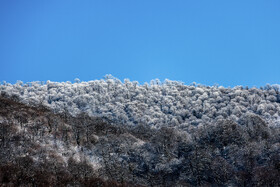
[1,77,280,130]
[0,78,280,186]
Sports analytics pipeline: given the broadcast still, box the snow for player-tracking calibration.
[1,77,280,131]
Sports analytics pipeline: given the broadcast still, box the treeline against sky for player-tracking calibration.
[1,76,280,131]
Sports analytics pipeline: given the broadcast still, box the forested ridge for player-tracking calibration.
[0,77,280,186]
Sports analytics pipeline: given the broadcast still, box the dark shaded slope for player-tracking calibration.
[0,96,137,186]
[0,96,280,186]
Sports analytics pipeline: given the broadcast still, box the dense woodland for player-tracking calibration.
[0,77,280,186]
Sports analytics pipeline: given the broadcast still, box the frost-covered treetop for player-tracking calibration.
[1,76,280,130]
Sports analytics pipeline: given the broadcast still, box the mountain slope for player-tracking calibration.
[1,78,280,130]
[0,78,280,186]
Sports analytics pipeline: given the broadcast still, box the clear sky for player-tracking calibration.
[0,0,279,87]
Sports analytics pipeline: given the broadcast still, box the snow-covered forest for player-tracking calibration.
[1,77,280,186]
[1,76,280,130]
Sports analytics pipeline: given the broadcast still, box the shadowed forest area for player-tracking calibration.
[0,95,279,186]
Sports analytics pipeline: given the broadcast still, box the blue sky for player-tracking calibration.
[0,0,279,87]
